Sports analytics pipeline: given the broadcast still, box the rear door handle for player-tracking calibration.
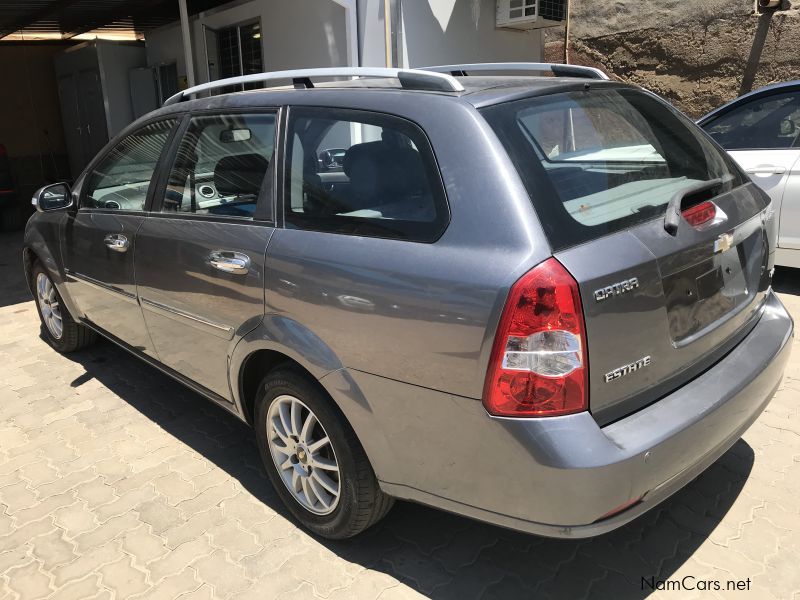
[104,233,129,252]
[207,250,250,274]
[746,165,787,176]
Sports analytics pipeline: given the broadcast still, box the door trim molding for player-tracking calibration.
[141,297,234,339]
[66,269,139,305]
[81,318,238,408]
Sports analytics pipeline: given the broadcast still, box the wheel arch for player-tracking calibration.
[231,322,396,483]
[231,315,344,425]
[22,246,38,296]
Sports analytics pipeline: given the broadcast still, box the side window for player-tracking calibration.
[285,108,449,242]
[162,113,275,219]
[83,119,177,210]
[705,91,800,150]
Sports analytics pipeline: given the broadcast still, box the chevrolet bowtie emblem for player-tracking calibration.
[714,233,733,254]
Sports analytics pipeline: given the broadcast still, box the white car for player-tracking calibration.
[699,82,800,268]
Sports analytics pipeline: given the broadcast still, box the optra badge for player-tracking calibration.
[594,277,639,302]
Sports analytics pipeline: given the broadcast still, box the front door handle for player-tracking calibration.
[207,250,250,274]
[104,233,129,253]
[746,165,787,176]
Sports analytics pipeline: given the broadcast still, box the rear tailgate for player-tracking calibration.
[557,183,770,424]
[480,85,771,423]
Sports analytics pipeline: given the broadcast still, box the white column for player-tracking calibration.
[178,0,196,87]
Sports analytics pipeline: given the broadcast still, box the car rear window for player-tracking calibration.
[481,88,747,250]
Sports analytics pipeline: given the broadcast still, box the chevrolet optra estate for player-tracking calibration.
[23,64,794,539]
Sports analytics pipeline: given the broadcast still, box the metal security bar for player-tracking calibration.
[163,67,465,106]
[422,62,610,81]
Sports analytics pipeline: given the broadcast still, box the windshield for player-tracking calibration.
[481,88,746,250]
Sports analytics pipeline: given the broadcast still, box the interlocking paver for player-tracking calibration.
[1,229,799,599]
[152,472,197,507]
[72,512,142,553]
[0,481,38,512]
[133,568,201,600]
[207,520,262,561]
[29,528,77,571]
[74,478,118,510]
[5,560,53,600]
[120,526,169,569]
[99,555,151,599]
[95,486,157,523]
[12,492,75,528]
[162,507,225,549]
[0,517,55,553]
[49,574,102,600]
[51,541,125,587]
[177,583,214,600]
[191,550,252,598]
[175,481,237,517]
[135,497,183,536]
[146,537,214,583]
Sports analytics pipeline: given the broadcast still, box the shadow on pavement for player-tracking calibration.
[773,267,800,296]
[55,335,754,600]
[0,231,30,308]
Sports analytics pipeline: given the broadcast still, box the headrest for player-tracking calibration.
[214,153,268,196]
[342,142,425,202]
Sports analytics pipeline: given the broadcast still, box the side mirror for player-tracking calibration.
[319,148,347,170]
[780,118,797,136]
[32,182,72,212]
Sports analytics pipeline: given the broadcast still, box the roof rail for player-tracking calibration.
[163,67,465,106]
[422,62,610,81]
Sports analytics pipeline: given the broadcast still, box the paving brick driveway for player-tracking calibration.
[0,230,798,600]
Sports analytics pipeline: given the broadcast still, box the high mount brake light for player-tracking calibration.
[483,258,588,417]
[682,201,717,228]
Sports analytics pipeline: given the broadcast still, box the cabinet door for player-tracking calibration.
[77,69,109,161]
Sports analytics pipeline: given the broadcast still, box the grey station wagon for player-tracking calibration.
[23,64,794,540]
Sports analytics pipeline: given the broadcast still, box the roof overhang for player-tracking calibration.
[0,0,232,41]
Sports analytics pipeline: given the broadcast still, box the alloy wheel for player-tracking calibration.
[36,272,63,340]
[266,394,341,515]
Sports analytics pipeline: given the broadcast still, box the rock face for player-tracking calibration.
[544,0,800,118]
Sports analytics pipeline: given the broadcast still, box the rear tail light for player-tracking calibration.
[682,201,716,228]
[0,144,6,158]
[483,258,588,417]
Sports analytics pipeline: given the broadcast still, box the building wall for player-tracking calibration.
[147,0,545,81]
[399,0,544,67]
[545,0,800,118]
[145,0,348,87]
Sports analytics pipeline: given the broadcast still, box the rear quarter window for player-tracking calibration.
[481,88,747,250]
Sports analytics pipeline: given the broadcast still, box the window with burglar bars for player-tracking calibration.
[216,21,264,93]
[538,0,566,21]
[508,0,537,19]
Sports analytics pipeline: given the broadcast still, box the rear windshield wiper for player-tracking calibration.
[664,178,722,236]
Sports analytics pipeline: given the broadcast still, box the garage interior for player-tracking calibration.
[0,0,230,227]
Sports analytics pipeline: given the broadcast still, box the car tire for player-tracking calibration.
[254,366,394,539]
[31,261,96,353]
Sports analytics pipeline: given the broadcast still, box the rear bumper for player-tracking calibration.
[376,291,793,537]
